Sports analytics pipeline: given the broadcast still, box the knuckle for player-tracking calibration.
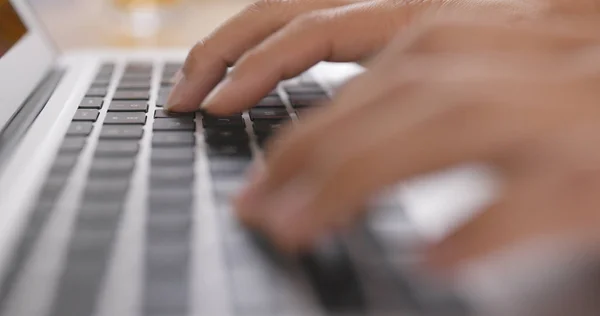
[289,11,331,31]
[404,18,467,53]
[183,41,208,75]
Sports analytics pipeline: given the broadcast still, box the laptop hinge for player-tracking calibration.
[0,68,66,170]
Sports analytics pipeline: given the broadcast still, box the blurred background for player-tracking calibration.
[28,0,253,49]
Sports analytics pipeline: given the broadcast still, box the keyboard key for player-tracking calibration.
[51,155,79,173]
[206,143,251,158]
[143,278,189,316]
[67,122,94,136]
[300,241,366,313]
[285,85,326,95]
[151,167,194,187]
[79,98,104,109]
[151,148,195,164]
[204,128,248,144]
[154,109,194,119]
[125,63,153,72]
[100,125,144,139]
[202,115,245,128]
[253,120,286,135]
[153,132,196,147]
[90,158,136,176]
[255,96,285,108]
[95,141,140,157]
[85,178,131,194]
[73,109,99,122]
[113,90,150,100]
[91,78,111,86]
[60,137,87,153]
[249,108,290,121]
[209,159,250,176]
[104,112,147,125]
[290,94,328,108]
[117,81,151,90]
[86,87,108,97]
[99,63,115,73]
[153,118,195,131]
[157,87,172,97]
[156,94,168,107]
[108,101,149,112]
[146,216,191,244]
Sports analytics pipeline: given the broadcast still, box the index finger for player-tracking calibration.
[166,0,355,112]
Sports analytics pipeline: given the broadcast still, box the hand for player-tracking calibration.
[233,12,600,271]
[166,0,544,115]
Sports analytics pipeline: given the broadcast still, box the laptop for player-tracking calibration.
[0,0,519,315]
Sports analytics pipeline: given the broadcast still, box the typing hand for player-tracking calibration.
[166,0,539,115]
[234,12,600,270]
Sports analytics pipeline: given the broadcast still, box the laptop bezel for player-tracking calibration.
[0,0,57,132]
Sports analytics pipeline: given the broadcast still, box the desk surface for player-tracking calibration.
[32,0,253,50]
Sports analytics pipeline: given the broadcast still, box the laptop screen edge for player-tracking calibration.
[0,0,57,132]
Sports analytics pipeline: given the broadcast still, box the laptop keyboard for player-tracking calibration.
[0,62,468,316]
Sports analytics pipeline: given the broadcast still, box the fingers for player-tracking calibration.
[166,0,355,112]
[196,0,419,115]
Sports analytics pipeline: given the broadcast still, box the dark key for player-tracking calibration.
[253,120,286,135]
[206,143,251,158]
[150,167,195,187]
[204,128,248,144]
[124,63,153,72]
[67,122,94,136]
[290,94,328,108]
[95,141,140,157]
[117,81,151,90]
[113,90,150,100]
[73,109,99,122]
[154,109,194,119]
[255,96,285,108]
[89,158,136,176]
[85,178,131,195]
[156,94,168,108]
[109,101,149,112]
[79,98,104,109]
[60,137,87,153]
[91,78,111,86]
[104,112,147,125]
[99,63,115,73]
[151,148,195,164]
[143,281,189,316]
[153,118,195,131]
[119,75,150,81]
[249,108,290,121]
[202,115,245,128]
[152,132,196,147]
[157,87,172,97]
[86,87,108,97]
[285,85,326,95]
[100,125,144,139]
[208,159,250,176]
[164,62,183,70]
[95,72,112,82]
[51,155,79,173]
[300,240,366,313]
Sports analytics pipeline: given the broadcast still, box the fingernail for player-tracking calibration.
[201,77,232,110]
[165,70,187,111]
